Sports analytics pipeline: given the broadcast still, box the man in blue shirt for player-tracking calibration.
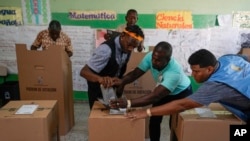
[124,49,250,125]
[110,41,192,141]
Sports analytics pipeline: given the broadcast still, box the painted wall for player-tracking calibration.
[1,0,250,14]
[0,0,247,100]
[49,0,250,14]
[1,0,250,29]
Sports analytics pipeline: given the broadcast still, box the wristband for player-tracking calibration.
[146,108,152,117]
[127,100,131,108]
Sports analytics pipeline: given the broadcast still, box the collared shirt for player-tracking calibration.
[188,82,250,110]
[32,29,73,53]
[87,36,128,76]
[138,52,191,95]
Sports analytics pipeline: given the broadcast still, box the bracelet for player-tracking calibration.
[146,108,152,117]
[127,100,131,108]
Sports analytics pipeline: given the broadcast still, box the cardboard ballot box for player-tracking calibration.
[15,44,74,136]
[88,101,145,141]
[123,50,156,98]
[170,103,245,141]
[0,100,59,141]
[123,50,156,138]
[242,48,250,55]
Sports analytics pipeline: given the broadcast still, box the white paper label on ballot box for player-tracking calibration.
[15,104,39,114]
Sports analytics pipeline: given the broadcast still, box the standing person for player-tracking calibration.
[31,20,73,57]
[116,9,138,32]
[105,9,144,52]
[124,49,250,125]
[118,9,144,52]
[110,41,192,141]
[80,25,144,109]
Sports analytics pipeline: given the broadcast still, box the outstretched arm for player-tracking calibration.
[126,98,202,119]
[113,67,145,97]
[110,83,172,108]
[120,67,145,85]
[80,65,113,88]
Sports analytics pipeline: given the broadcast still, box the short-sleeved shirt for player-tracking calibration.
[138,52,191,95]
[188,81,250,111]
[32,29,73,53]
[87,36,129,76]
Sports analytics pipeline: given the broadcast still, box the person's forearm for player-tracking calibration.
[130,96,155,107]
[66,50,73,57]
[129,85,169,107]
[80,65,102,83]
[150,101,182,116]
[30,45,38,50]
[84,73,102,83]
[121,68,144,85]
[121,72,138,85]
[150,99,202,116]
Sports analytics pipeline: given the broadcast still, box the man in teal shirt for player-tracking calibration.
[123,49,250,133]
[110,41,192,141]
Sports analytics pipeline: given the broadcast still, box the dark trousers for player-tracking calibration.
[149,85,192,141]
[87,82,103,109]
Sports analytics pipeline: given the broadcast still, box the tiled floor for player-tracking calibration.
[61,101,170,141]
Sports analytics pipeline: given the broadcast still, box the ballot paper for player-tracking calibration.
[109,108,127,115]
[15,104,39,114]
[194,107,217,118]
[99,85,117,106]
[99,85,128,115]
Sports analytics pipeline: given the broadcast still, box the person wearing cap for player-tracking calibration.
[110,41,192,141]
[31,20,73,57]
[80,25,144,109]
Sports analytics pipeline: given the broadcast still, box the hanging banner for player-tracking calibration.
[233,11,250,28]
[156,11,193,29]
[21,0,51,25]
[0,7,23,26]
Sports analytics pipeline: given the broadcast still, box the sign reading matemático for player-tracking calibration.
[69,10,116,20]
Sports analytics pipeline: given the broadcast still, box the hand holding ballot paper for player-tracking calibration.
[98,85,127,114]
[98,84,117,106]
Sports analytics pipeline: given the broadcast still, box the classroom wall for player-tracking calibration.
[2,0,250,14]
[1,0,250,29]
[0,0,248,100]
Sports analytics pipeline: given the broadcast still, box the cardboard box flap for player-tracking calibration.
[88,101,145,141]
[15,44,75,135]
[0,100,57,118]
[242,48,250,56]
[173,103,245,141]
[0,100,59,141]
